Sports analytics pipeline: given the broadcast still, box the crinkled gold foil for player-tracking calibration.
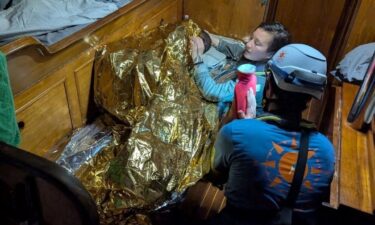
[68,20,220,224]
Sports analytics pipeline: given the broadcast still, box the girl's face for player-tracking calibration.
[243,28,274,62]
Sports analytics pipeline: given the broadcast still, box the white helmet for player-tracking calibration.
[267,44,327,99]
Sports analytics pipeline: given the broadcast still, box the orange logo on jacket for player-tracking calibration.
[263,137,323,193]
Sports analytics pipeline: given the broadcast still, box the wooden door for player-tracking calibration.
[271,0,346,57]
[340,0,375,58]
[184,0,267,39]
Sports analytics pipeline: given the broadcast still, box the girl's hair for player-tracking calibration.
[256,22,291,53]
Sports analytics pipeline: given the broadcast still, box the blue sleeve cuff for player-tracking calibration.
[193,65,236,102]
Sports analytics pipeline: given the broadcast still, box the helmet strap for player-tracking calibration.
[263,74,306,123]
[263,96,303,128]
[263,73,279,112]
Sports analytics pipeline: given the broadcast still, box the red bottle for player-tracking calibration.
[233,64,257,118]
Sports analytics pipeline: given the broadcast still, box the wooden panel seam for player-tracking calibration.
[73,57,95,123]
[73,56,94,107]
[64,70,82,129]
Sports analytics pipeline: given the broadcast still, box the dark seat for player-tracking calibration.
[0,142,99,225]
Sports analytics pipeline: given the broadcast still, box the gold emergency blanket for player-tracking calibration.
[74,21,219,224]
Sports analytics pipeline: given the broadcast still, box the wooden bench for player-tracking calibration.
[328,83,375,214]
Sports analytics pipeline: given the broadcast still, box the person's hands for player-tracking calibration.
[242,35,251,43]
[237,89,256,119]
[190,37,205,64]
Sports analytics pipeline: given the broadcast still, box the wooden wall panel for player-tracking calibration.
[74,57,95,124]
[342,0,375,56]
[274,0,345,56]
[184,0,266,39]
[100,0,183,44]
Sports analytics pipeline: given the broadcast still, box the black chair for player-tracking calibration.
[0,142,99,225]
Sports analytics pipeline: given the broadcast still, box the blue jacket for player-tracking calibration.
[214,118,335,211]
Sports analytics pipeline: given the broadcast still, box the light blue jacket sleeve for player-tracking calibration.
[193,35,245,102]
[216,37,246,61]
[194,63,236,102]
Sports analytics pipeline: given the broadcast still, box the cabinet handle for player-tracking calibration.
[18,121,25,130]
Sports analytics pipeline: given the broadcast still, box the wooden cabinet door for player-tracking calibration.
[15,67,74,156]
[14,50,95,156]
[184,0,267,39]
